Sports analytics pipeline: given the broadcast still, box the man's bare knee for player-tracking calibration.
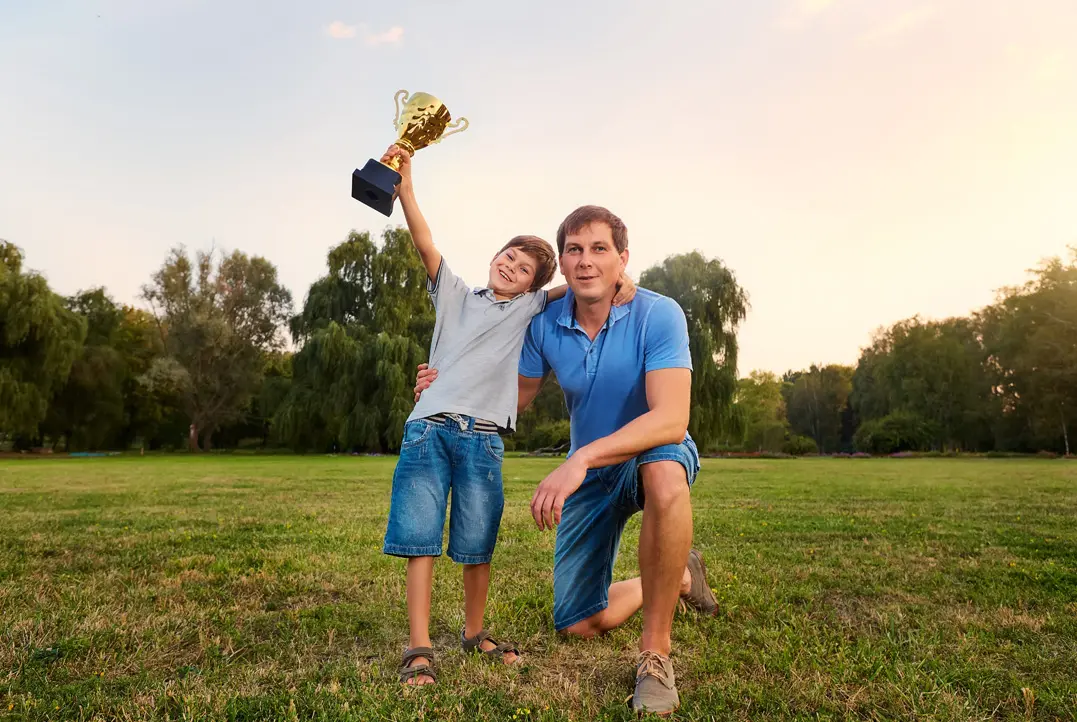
[640,461,689,512]
[562,616,602,639]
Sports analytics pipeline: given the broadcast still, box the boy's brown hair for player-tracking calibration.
[555,205,628,255]
[497,235,557,291]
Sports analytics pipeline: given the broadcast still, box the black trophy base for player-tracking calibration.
[351,159,402,216]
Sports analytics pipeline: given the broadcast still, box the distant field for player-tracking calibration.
[1,456,1075,721]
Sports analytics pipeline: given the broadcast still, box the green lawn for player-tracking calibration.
[1,456,1075,721]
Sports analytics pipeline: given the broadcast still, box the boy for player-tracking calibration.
[379,144,634,686]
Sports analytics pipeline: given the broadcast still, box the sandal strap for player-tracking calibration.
[399,647,436,683]
[460,628,492,652]
[398,662,436,683]
[400,646,435,668]
[483,641,519,656]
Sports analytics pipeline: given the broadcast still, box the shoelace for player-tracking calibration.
[636,650,670,682]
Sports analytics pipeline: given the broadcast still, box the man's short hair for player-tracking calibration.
[556,205,628,255]
[497,235,557,291]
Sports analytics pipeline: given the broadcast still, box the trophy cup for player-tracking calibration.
[351,90,469,216]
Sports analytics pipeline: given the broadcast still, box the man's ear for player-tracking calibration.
[619,248,630,271]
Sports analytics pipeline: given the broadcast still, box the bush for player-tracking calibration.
[528,420,570,451]
[854,411,937,454]
[782,435,819,456]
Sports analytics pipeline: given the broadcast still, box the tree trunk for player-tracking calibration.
[1061,405,1071,456]
[188,423,200,452]
[203,428,214,452]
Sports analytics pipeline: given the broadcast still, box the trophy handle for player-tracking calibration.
[437,117,469,143]
[393,89,410,129]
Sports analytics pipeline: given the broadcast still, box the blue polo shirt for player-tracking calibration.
[518,287,693,455]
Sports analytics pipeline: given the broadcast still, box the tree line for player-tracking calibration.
[737,248,1077,455]
[3,232,1074,456]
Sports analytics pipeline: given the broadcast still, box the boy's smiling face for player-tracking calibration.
[488,247,539,299]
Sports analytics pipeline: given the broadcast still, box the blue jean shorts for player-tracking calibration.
[382,415,506,565]
[552,436,700,631]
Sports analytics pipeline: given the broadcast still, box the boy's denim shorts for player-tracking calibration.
[383,415,506,565]
[552,436,700,631]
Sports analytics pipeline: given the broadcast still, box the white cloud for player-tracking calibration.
[362,25,404,46]
[325,20,357,39]
[860,5,938,44]
[324,21,403,46]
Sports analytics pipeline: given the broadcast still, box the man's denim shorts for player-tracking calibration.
[382,415,506,565]
[552,436,700,631]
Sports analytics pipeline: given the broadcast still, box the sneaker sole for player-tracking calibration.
[689,549,719,616]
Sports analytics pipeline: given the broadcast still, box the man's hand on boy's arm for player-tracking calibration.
[381,145,442,284]
[545,272,635,306]
[413,363,438,402]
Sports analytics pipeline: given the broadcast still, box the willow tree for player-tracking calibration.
[275,227,433,452]
[640,251,749,449]
[0,241,85,440]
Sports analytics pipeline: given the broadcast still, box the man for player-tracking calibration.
[416,205,718,715]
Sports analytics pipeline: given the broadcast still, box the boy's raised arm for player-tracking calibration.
[382,145,442,283]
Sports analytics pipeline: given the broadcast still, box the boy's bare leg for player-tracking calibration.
[463,563,519,664]
[405,556,435,685]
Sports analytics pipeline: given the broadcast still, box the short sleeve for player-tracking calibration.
[528,289,549,316]
[518,316,549,378]
[644,297,694,372]
[427,258,470,311]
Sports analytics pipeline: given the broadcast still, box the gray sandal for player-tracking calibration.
[398,646,436,685]
[460,628,520,663]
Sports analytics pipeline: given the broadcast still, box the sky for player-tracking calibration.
[2,0,1075,374]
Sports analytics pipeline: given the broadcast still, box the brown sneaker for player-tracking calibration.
[631,650,679,716]
[680,548,719,616]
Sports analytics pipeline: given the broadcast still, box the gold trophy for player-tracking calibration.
[351,90,469,216]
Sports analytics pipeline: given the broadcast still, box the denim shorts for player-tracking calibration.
[552,436,700,631]
[382,415,506,565]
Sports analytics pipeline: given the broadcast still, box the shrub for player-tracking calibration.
[782,435,819,456]
[854,411,937,454]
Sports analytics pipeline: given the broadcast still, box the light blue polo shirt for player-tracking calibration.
[518,287,693,455]
[409,259,547,431]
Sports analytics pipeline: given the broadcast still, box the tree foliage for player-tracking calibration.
[736,371,788,452]
[275,229,433,452]
[850,317,993,451]
[980,248,1077,454]
[639,251,748,450]
[0,242,85,438]
[42,290,177,450]
[141,247,292,450]
[782,365,853,453]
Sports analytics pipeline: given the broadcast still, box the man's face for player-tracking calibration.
[487,247,539,297]
[559,222,628,303]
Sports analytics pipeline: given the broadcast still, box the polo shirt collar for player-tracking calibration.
[557,288,631,331]
[473,287,524,303]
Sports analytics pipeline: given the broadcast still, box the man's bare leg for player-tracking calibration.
[562,462,693,641]
[637,461,693,655]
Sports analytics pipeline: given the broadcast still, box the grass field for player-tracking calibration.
[1,456,1076,721]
